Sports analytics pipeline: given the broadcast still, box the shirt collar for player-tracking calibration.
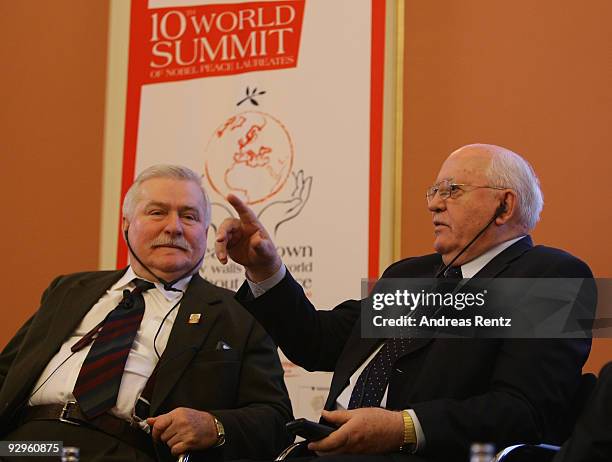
[460,235,526,279]
[112,266,192,301]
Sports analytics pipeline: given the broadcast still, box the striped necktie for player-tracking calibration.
[73,278,155,418]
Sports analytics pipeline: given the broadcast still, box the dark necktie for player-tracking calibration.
[442,265,463,279]
[438,266,463,279]
[435,265,463,294]
[73,278,155,418]
[347,338,413,409]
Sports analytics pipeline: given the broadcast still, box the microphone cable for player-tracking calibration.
[24,351,78,407]
[435,203,506,278]
[124,229,205,292]
[152,296,184,359]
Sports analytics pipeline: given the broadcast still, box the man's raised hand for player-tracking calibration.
[215,194,281,282]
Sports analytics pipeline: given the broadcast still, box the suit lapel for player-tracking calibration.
[379,256,442,367]
[325,255,447,407]
[473,235,533,278]
[326,336,434,408]
[150,275,224,414]
[2,270,126,418]
[44,270,126,354]
[325,331,380,407]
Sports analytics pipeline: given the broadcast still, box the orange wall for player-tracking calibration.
[402,0,612,373]
[0,2,109,346]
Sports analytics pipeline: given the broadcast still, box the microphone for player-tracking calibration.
[435,202,507,278]
[123,229,205,291]
[494,202,507,216]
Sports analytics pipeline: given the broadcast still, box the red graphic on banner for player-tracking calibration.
[204,111,294,205]
[133,0,304,84]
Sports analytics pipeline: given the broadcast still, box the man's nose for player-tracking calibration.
[427,192,446,213]
[164,212,183,234]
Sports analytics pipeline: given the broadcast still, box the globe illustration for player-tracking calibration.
[204,111,294,205]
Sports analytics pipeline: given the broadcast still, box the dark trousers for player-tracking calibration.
[3,420,155,462]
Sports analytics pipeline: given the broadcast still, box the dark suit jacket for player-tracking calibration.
[0,270,293,461]
[236,236,593,461]
[553,362,612,462]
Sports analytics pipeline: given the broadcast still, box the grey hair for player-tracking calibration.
[482,145,544,232]
[122,164,211,227]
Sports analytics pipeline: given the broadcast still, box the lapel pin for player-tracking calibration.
[188,313,202,324]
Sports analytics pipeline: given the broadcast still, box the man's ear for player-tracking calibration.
[495,191,517,225]
[122,217,130,240]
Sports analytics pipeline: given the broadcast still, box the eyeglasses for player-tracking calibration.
[426,178,508,203]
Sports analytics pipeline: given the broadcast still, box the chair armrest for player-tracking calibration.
[275,441,313,461]
[495,444,561,462]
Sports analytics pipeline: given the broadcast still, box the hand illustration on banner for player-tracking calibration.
[207,170,312,236]
[257,170,312,236]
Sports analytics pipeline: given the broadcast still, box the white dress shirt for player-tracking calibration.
[29,267,189,425]
[247,235,526,451]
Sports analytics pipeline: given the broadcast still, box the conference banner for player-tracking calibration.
[118,0,387,420]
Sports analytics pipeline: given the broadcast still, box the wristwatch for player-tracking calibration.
[399,410,416,452]
[212,416,226,448]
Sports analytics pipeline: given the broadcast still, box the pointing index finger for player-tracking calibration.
[226,193,258,224]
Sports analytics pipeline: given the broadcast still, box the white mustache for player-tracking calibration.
[149,234,192,252]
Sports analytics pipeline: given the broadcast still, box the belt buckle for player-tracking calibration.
[59,400,80,426]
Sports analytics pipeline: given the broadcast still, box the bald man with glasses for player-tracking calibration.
[216,144,594,462]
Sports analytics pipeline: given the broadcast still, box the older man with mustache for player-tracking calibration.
[0,165,293,462]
